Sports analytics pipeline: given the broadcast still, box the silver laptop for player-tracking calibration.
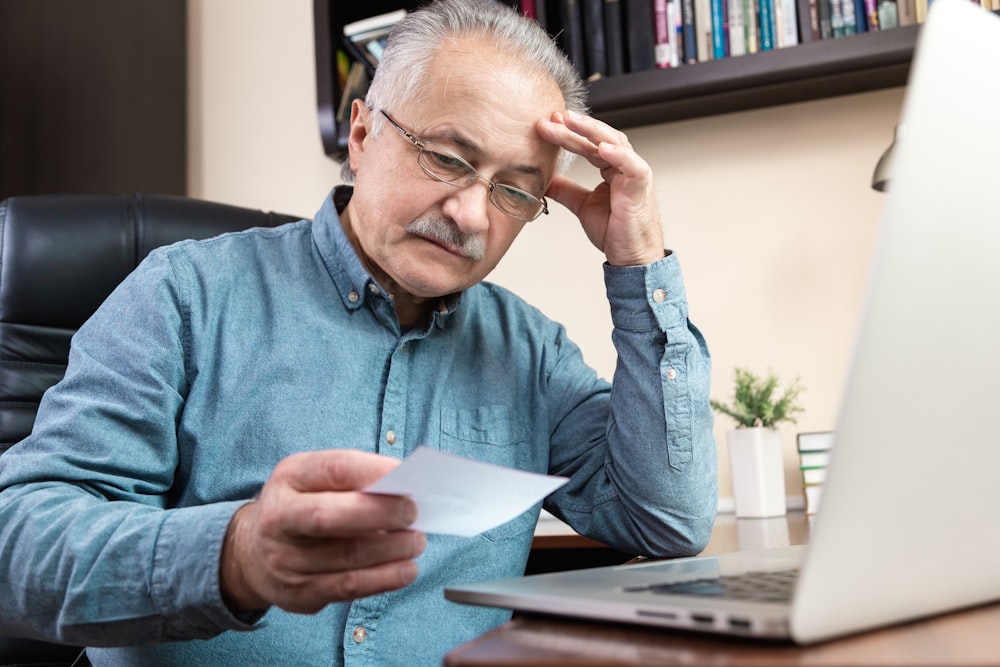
[445,0,1000,644]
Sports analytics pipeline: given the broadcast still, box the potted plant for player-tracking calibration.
[712,368,804,518]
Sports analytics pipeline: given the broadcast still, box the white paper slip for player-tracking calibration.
[364,446,569,537]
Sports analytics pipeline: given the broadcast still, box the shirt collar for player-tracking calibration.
[313,186,463,324]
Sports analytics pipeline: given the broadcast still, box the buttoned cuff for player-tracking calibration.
[604,251,689,332]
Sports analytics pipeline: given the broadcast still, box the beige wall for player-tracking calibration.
[188,1,906,510]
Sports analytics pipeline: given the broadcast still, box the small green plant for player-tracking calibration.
[711,367,805,429]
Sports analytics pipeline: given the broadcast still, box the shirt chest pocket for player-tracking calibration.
[438,405,527,467]
[438,405,536,542]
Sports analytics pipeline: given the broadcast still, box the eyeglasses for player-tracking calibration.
[379,110,549,223]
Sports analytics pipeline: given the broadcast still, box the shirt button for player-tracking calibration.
[386,430,396,445]
[666,368,678,380]
[352,626,367,643]
[652,288,667,303]
[348,291,359,303]
[368,283,380,295]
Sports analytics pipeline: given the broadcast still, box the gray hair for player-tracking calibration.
[340,0,588,182]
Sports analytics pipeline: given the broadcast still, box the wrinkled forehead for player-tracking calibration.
[406,36,565,172]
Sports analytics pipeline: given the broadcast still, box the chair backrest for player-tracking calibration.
[0,192,299,455]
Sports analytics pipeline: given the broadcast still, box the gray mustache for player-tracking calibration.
[407,217,486,261]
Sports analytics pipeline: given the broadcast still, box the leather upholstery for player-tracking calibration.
[0,193,298,666]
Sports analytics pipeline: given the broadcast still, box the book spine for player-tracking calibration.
[831,0,845,36]
[796,0,820,40]
[728,0,747,55]
[842,0,857,33]
[780,0,799,45]
[681,0,699,62]
[865,0,880,29]
[669,0,682,66]
[521,0,538,18]
[897,0,917,24]
[818,0,833,38]
[743,0,759,52]
[536,0,549,29]
[853,0,868,30]
[712,0,730,58]
[654,0,673,67]
[604,0,626,75]
[623,0,657,70]
[559,0,587,75]
[757,0,775,49]
[580,0,608,78]
[695,0,714,61]
[878,0,899,28]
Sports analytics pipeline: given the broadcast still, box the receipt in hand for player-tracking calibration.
[364,446,569,537]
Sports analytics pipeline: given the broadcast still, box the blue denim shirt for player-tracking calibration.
[0,188,717,666]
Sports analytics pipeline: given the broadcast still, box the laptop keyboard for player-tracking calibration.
[624,568,799,603]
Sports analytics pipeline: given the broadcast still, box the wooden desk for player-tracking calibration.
[446,512,1000,666]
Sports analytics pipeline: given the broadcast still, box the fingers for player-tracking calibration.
[220,450,428,616]
[255,530,427,614]
[278,448,401,493]
[537,110,631,171]
[273,487,417,537]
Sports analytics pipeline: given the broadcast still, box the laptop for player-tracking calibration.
[445,0,1000,644]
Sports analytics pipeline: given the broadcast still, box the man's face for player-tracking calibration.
[344,36,565,305]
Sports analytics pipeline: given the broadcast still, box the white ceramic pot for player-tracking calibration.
[727,427,787,518]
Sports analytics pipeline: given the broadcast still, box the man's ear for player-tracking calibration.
[347,99,371,175]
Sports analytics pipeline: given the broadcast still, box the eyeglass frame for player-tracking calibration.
[378,109,550,223]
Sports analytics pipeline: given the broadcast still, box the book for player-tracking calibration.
[796,0,820,40]
[743,0,759,51]
[538,0,550,29]
[831,0,845,36]
[558,0,588,75]
[779,0,799,45]
[853,0,869,31]
[712,0,730,58]
[681,0,699,62]
[342,9,407,75]
[604,0,626,75]
[797,430,835,452]
[897,0,917,24]
[877,0,899,28]
[654,0,673,67]
[842,0,858,33]
[521,0,538,17]
[728,0,747,55]
[336,60,370,123]
[695,0,714,61]
[797,431,833,515]
[803,483,823,515]
[758,0,776,49]
[818,0,833,37]
[669,0,683,66]
[580,0,608,79]
[866,0,881,29]
[801,466,827,485]
[623,0,657,70]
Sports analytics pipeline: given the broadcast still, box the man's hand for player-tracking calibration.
[220,450,426,615]
[536,110,665,267]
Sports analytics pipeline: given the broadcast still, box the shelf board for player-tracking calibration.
[589,25,920,128]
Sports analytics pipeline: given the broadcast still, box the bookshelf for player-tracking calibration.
[313,0,918,161]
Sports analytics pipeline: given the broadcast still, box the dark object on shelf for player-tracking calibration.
[314,1,918,162]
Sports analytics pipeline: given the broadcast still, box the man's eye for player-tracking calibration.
[424,149,467,172]
[498,185,536,204]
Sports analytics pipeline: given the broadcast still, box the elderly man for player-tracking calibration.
[0,0,716,664]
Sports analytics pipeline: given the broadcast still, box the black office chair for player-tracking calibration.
[0,193,299,666]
